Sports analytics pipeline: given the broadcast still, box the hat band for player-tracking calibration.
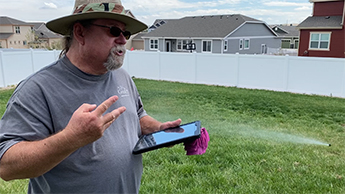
[73,3,125,15]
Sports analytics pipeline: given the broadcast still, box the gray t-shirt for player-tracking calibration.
[0,56,147,193]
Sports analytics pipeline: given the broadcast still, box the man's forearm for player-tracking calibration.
[0,96,125,181]
[0,130,79,181]
[140,115,162,135]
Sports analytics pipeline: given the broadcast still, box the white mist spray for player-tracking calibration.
[233,125,330,146]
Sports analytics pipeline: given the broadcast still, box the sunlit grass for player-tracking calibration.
[135,79,345,194]
[1,79,344,194]
[0,179,28,194]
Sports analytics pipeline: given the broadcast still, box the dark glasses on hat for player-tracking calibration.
[90,23,131,40]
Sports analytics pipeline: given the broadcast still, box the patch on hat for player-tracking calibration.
[74,3,125,14]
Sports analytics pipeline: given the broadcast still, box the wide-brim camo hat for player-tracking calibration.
[46,0,148,36]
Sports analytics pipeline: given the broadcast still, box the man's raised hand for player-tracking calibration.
[63,96,126,148]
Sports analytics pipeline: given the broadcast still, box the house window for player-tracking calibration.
[239,39,243,50]
[150,39,159,50]
[177,40,182,50]
[294,40,299,49]
[23,41,27,45]
[244,39,250,49]
[224,40,228,51]
[309,32,331,50]
[15,26,20,34]
[177,40,189,51]
[202,40,212,52]
[261,44,267,54]
[281,39,291,48]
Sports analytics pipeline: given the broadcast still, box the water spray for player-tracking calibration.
[232,125,331,147]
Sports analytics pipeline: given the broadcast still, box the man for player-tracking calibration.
[0,0,181,193]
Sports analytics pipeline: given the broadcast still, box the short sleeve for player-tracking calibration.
[137,95,147,119]
[0,94,52,160]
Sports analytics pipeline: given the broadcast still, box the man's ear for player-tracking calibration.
[73,23,86,45]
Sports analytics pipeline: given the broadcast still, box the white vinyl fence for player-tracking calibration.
[1,49,345,98]
[0,49,60,87]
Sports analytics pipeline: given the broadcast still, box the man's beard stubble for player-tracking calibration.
[103,45,126,71]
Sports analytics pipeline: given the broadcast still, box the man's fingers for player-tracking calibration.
[104,106,126,124]
[160,119,182,130]
[93,96,118,116]
[80,104,97,113]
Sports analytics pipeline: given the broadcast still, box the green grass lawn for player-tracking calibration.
[1,79,345,193]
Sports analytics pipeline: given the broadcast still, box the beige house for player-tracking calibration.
[0,16,34,49]
[130,32,147,50]
[1,11,146,50]
[124,10,147,50]
[0,16,63,49]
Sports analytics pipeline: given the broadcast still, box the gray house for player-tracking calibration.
[271,25,299,49]
[142,14,280,54]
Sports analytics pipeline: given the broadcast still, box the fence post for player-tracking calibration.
[341,64,345,98]
[158,51,161,80]
[30,48,35,73]
[126,49,130,74]
[194,52,198,83]
[235,53,240,87]
[0,50,5,87]
[284,54,290,92]
[53,49,59,61]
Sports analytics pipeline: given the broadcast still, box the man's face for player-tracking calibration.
[85,19,128,71]
[103,44,126,71]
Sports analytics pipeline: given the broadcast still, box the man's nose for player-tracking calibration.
[115,33,127,45]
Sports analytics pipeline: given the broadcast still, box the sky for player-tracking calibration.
[0,0,313,26]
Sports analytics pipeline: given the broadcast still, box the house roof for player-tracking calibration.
[148,19,177,31]
[297,15,344,29]
[271,25,299,38]
[143,14,263,39]
[34,29,63,39]
[0,16,33,26]
[0,17,62,41]
[132,32,148,40]
[0,33,13,40]
[27,22,63,39]
[125,10,136,19]
[28,22,45,30]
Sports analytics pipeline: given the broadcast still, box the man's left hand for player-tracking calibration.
[159,119,182,130]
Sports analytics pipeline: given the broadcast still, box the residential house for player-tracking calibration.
[0,16,63,49]
[130,32,147,50]
[297,0,345,58]
[125,19,173,51]
[142,14,280,54]
[271,24,300,49]
[123,10,148,50]
[28,22,63,49]
[0,16,34,49]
